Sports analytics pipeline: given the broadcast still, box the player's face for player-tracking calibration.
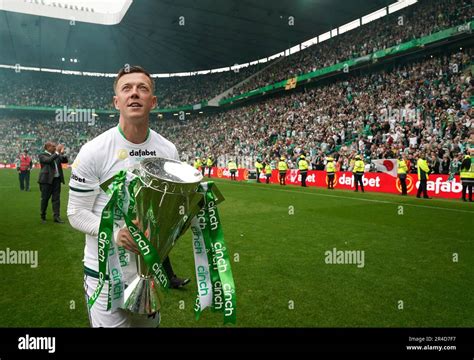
[113,73,157,121]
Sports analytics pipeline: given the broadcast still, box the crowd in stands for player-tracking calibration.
[155,50,473,173]
[0,116,111,164]
[228,0,473,98]
[0,62,266,110]
[2,49,472,177]
[1,1,469,112]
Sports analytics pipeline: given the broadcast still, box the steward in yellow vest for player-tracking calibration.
[397,155,408,195]
[460,155,474,202]
[194,157,202,169]
[352,155,365,192]
[264,163,272,184]
[416,154,431,199]
[255,159,264,183]
[206,157,213,178]
[326,157,336,189]
[228,160,237,181]
[298,155,309,187]
[278,157,288,185]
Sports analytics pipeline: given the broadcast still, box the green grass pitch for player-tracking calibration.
[0,169,472,327]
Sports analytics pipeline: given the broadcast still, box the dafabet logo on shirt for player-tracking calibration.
[117,149,157,160]
[129,149,157,157]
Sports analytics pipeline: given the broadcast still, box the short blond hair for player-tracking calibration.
[113,65,154,93]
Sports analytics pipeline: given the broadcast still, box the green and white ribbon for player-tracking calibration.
[191,182,236,324]
[191,217,213,313]
[107,230,124,310]
[87,171,169,312]
[88,173,235,325]
[87,174,119,312]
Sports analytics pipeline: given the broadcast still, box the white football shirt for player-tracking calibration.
[69,125,179,274]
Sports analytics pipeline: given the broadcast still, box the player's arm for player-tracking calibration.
[67,192,101,237]
[67,145,102,236]
[68,192,139,254]
[67,146,138,253]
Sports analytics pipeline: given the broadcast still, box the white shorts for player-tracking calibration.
[84,274,161,328]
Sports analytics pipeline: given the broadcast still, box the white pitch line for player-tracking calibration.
[215,180,474,214]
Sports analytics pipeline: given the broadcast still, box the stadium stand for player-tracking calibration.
[0,62,267,110]
[1,49,472,173]
[227,0,473,98]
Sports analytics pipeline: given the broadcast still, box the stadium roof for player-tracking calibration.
[0,0,395,74]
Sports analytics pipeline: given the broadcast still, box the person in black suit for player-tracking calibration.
[38,141,68,223]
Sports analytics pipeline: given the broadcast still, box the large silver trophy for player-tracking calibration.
[123,157,207,315]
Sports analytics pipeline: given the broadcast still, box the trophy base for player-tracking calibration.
[123,275,164,315]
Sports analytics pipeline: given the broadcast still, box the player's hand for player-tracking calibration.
[56,144,64,154]
[115,220,149,255]
[116,227,139,254]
